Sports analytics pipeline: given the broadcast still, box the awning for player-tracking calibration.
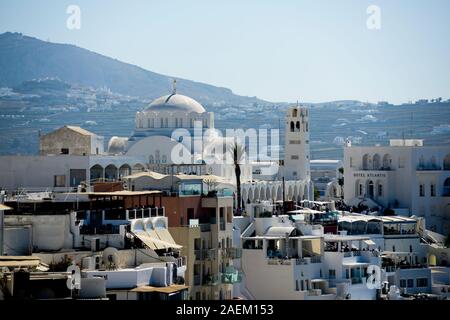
[131,284,189,294]
[265,226,296,237]
[0,204,12,210]
[134,231,182,250]
[363,239,376,246]
[154,228,177,245]
[0,260,41,268]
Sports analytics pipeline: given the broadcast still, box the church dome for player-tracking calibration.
[144,94,205,113]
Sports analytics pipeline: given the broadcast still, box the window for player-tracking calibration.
[290,121,294,132]
[416,278,428,287]
[350,157,353,168]
[400,279,407,288]
[54,175,66,187]
[292,109,297,117]
[399,157,405,168]
[61,148,69,155]
[378,184,383,197]
[329,269,336,279]
[407,279,414,288]
[430,184,436,197]
[289,140,301,144]
[419,184,425,197]
[291,155,299,160]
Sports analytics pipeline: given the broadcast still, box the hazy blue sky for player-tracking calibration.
[1,0,449,103]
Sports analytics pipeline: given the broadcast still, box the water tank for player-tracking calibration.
[336,282,349,299]
[82,257,95,270]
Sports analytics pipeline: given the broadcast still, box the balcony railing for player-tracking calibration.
[417,164,442,171]
[221,271,242,284]
[126,207,165,220]
[194,249,217,261]
[202,274,220,286]
[202,249,217,260]
[176,256,186,268]
[199,224,211,232]
[268,258,292,265]
[80,224,121,235]
[222,248,242,259]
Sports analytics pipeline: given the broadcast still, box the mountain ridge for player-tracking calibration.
[0,32,269,106]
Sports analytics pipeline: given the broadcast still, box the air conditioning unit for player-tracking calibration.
[94,255,102,270]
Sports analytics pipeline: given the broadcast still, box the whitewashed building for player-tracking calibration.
[343,139,450,234]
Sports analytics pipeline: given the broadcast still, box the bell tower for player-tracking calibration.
[283,105,310,180]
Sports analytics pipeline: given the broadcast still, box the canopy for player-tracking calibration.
[363,239,376,246]
[0,204,12,210]
[265,226,296,237]
[134,231,182,250]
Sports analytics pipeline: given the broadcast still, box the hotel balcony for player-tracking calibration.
[221,267,242,284]
[222,248,242,259]
[202,274,220,286]
[194,249,217,261]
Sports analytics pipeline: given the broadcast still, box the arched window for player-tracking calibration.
[367,180,374,198]
[162,155,167,163]
[296,121,300,131]
[419,155,425,168]
[419,184,425,197]
[149,155,154,164]
[165,118,168,128]
[292,109,297,117]
[180,118,183,127]
[306,122,309,132]
[155,150,160,163]
[373,154,381,170]
[362,154,371,170]
[430,156,437,169]
[382,154,392,169]
[290,121,295,132]
[444,154,450,170]
[430,184,435,197]
[444,178,450,196]
[378,184,383,197]
[160,118,164,128]
[175,118,178,127]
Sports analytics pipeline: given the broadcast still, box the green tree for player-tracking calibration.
[228,142,245,210]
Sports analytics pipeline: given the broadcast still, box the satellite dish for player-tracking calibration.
[102,247,120,270]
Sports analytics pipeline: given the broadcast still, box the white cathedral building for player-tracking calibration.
[0,83,313,206]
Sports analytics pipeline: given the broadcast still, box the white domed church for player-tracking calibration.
[108,81,253,182]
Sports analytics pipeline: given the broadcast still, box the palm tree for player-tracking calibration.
[228,142,245,211]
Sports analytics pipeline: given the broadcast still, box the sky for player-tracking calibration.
[1,0,449,104]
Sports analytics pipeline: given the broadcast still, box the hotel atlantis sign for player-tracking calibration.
[353,172,387,178]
